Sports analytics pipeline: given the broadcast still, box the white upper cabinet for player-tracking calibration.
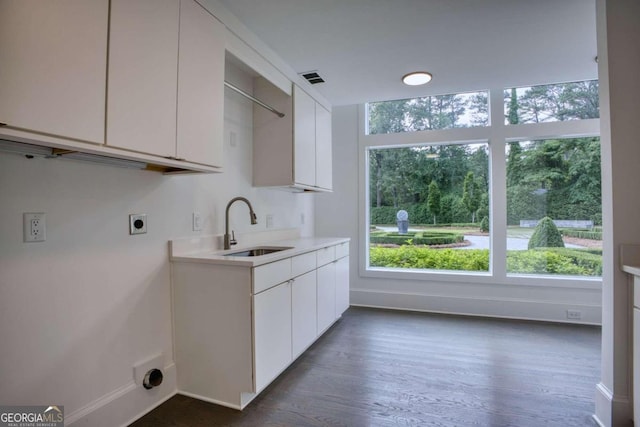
[176,0,225,167]
[253,80,333,192]
[107,0,224,167]
[315,103,333,190]
[107,0,179,157]
[293,86,317,188]
[0,0,108,144]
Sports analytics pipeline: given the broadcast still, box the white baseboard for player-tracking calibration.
[176,390,243,411]
[593,382,633,427]
[66,363,177,427]
[350,288,602,324]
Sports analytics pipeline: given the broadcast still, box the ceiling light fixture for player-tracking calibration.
[402,71,432,86]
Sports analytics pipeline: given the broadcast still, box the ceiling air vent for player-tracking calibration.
[300,71,325,85]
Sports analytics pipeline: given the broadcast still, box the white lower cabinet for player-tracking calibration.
[172,240,349,410]
[335,255,350,317]
[292,270,318,358]
[254,281,292,392]
[634,276,640,424]
[317,262,337,334]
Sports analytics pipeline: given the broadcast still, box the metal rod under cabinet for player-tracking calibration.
[224,81,286,118]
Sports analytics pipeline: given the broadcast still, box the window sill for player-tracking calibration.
[362,266,602,289]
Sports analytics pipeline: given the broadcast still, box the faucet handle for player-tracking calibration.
[230,230,237,246]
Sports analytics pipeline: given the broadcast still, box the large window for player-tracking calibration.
[504,80,599,125]
[367,91,489,135]
[506,138,602,277]
[368,143,490,273]
[363,81,601,282]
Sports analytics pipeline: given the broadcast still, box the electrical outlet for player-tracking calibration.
[266,214,274,229]
[300,213,305,225]
[566,310,582,320]
[230,131,237,147]
[23,212,46,242]
[192,212,202,231]
[129,214,147,235]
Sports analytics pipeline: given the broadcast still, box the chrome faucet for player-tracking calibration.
[224,197,258,249]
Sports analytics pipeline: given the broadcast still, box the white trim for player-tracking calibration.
[593,381,633,427]
[361,266,602,289]
[67,363,177,427]
[351,289,602,325]
[176,390,243,410]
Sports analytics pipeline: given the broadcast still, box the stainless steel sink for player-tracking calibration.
[223,246,293,257]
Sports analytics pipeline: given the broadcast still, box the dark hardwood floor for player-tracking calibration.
[131,307,601,427]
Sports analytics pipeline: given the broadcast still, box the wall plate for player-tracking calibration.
[23,212,46,242]
[133,353,164,386]
[129,214,147,235]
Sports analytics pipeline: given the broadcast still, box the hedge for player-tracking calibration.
[507,248,602,276]
[371,222,478,228]
[369,246,602,276]
[369,231,464,246]
[370,246,489,271]
[559,229,603,240]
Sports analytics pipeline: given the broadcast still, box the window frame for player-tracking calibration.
[358,88,602,289]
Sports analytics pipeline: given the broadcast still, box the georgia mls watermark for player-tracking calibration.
[0,406,64,427]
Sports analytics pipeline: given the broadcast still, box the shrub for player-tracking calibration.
[369,231,463,246]
[528,217,564,249]
[559,229,602,240]
[507,248,602,276]
[369,246,489,271]
[480,216,489,232]
[368,246,601,276]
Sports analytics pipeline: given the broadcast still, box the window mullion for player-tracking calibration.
[489,88,507,280]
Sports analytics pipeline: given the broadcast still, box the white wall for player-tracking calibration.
[0,63,313,426]
[316,105,602,324]
[594,1,640,425]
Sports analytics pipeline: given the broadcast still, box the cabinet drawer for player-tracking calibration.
[253,258,292,294]
[316,246,336,267]
[292,252,317,277]
[335,242,349,259]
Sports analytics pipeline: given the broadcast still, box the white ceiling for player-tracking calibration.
[218,0,598,106]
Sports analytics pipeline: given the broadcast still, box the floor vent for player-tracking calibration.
[299,71,325,84]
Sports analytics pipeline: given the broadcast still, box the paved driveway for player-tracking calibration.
[458,235,584,250]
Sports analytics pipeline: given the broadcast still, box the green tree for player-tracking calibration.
[468,92,489,126]
[559,81,599,120]
[462,172,480,222]
[528,217,565,249]
[368,100,408,134]
[427,180,441,224]
[506,87,519,125]
[480,216,489,233]
[506,142,524,187]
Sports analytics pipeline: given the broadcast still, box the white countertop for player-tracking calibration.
[623,265,640,277]
[170,236,350,267]
[621,244,640,277]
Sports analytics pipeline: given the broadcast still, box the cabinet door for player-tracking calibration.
[292,271,317,358]
[0,0,108,144]
[335,256,350,317]
[317,262,336,333]
[315,103,332,190]
[254,281,292,392]
[107,0,179,157]
[293,85,316,187]
[176,0,224,167]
